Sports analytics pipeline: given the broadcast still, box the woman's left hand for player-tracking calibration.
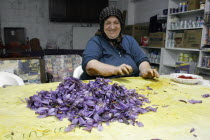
[139,61,159,79]
[141,68,159,79]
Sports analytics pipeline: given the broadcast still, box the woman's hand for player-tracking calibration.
[139,61,159,79]
[86,60,133,77]
[115,64,133,75]
[141,68,159,79]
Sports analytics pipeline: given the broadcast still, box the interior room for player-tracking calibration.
[1,0,210,139]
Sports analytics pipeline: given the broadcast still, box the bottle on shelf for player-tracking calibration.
[196,16,201,27]
[200,0,205,9]
[167,32,174,48]
[148,51,161,64]
[182,2,187,12]
[201,56,210,68]
[178,53,198,63]
[179,2,183,12]
[186,0,189,11]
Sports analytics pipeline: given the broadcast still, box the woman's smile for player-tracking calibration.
[104,16,121,39]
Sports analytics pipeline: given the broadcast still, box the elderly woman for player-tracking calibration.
[80,6,159,80]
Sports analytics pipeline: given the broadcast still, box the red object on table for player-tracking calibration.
[178,75,196,79]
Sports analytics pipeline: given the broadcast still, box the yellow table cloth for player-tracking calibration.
[1,76,210,140]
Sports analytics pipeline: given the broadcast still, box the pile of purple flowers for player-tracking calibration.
[26,77,157,132]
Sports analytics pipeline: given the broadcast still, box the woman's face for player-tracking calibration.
[104,16,121,39]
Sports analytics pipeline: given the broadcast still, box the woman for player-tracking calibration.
[80,6,159,80]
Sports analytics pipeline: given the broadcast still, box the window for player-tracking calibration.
[49,0,109,23]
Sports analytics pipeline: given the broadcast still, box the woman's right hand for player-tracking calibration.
[115,64,133,76]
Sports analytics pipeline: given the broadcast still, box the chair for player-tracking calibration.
[0,72,25,87]
[29,38,42,51]
[73,65,83,79]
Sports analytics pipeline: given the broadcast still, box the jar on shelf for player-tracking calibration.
[200,1,205,9]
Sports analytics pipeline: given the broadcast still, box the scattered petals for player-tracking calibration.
[146,86,153,90]
[201,94,210,98]
[65,124,75,132]
[188,99,202,104]
[190,128,195,133]
[37,114,47,118]
[18,97,26,103]
[162,105,169,108]
[136,121,144,127]
[145,106,158,112]
[97,124,103,131]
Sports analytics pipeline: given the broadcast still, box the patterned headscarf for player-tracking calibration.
[99,6,124,30]
[95,6,125,52]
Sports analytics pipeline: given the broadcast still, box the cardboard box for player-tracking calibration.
[188,0,200,11]
[149,32,166,47]
[183,29,201,49]
[123,23,149,45]
[174,33,184,48]
[175,62,197,74]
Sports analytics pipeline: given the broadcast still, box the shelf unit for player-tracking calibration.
[141,46,163,73]
[161,0,210,77]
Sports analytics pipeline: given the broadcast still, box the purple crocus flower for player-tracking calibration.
[26,77,157,132]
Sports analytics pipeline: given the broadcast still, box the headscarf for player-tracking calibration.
[95,6,125,53]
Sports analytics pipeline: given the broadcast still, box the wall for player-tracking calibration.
[116,0,169,25]
[116,0,129,25]
[134,0,169,23]
[0,0,110,50]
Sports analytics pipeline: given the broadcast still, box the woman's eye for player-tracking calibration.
[105,22,119,25]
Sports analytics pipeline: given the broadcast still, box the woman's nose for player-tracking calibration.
[110,23,115,29]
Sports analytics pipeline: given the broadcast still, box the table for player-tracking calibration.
[1,76,210,140]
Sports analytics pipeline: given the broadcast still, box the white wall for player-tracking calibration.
[116,0,168,24]
[0,0,99,49]
[134,0,169,23]
[116,0,129,25]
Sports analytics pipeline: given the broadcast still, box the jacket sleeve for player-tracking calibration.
[82,37,103,71]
